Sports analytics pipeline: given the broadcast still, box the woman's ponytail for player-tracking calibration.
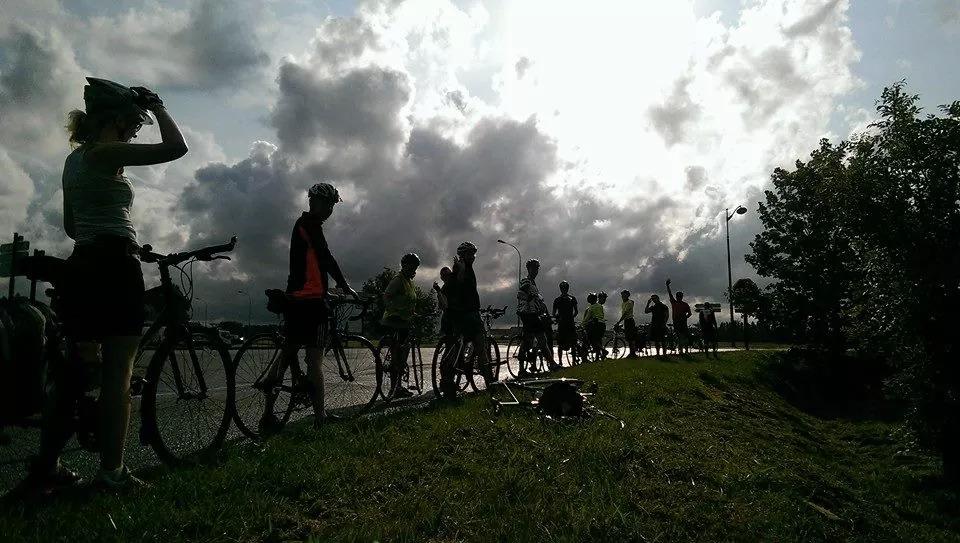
[66,109,88,145]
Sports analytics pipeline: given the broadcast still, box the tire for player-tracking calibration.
[505,335,522,378]
[410,344,424,394]
[487,340,501,382]
[431,341,471,395]
[324,334,381,414]
[230,332,289,441]
[605,337,628,360]
[374,340,398,402]
[142,327,233,465]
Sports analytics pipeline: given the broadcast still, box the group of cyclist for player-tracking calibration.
[13,77,719,497]
[508,260,721,371]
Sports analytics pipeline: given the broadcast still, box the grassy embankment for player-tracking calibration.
[2,351,957,542]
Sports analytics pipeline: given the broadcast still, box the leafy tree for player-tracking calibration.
[840,83,960,480]
[360,267,438,341]
[745,139,860,352]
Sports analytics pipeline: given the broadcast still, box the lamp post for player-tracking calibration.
[237,289,251,329]
[497,239,522,328]
[194,297,209,325]
[725,205,748,347]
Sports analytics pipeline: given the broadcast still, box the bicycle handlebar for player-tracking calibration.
[140,236,238,266]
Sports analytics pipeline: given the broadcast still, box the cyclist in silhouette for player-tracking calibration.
[552,281,578,363]
[666,279,692,354]
[381,253,421,398]
[261,182,358,433]
[645,294,670,357]
[517,259,557,375]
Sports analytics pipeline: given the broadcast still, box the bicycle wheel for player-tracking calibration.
[374,339,397,402]
[410,344,424,394]
[431,341,471,395]
[230,332,291,440]
[505,335,522,378]
[141,327,233,465]
[487,340,501,382]
[324,334,381,413]
[605,337,628,360]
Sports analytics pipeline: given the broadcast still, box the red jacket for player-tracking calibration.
[286,213,347,299]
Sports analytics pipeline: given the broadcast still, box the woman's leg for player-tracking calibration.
[99,336,140,471]
[304,346,325,419]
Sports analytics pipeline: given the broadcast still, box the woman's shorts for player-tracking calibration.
[61,237,145,340]
[284,298,328,348]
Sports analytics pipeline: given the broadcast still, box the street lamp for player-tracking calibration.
[237,289,251,329]
[194,297,209,325]
[725,205,748,347]
[497,239,522,328]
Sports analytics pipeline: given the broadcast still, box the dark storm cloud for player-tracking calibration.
[648,76,700,146]
[684,166,708,192]
[76,0,270,90]
[271,63,412,160]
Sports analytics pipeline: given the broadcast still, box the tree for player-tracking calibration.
[360,267,438,341]
[745,139,860,352]
[840,83,960,481]
[731,278,763,349]
[747,82,960,482]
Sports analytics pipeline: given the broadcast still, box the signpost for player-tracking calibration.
[0,233,29,298]
[694,302,722,314]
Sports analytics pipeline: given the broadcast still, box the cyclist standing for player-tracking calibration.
[645,294,670,356]
[582,293,606,360]
[439,242,494,399]
[432,266,453,342]
[19,78,186,494]
[516,259,557,376]
[699,305,719,358]
[614,290,639,358]
[552,280,578,363]
[666,279,692,354]
[261,182,358,432]
[380,253,421,398]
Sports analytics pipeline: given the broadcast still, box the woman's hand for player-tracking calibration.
[130,86,164,110]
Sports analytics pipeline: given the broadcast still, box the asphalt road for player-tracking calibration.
[1,342,739,492]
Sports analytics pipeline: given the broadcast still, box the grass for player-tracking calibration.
[1,351,958,542]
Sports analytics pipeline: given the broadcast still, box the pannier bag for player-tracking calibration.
[0,297,50,420]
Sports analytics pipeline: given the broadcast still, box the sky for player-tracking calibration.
[1,0,958,324]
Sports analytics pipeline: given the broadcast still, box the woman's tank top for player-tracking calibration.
[62,145,136,245]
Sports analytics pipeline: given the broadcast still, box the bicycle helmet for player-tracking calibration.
[559,280,570,290]
[84,77,154,125]
[401,253,421,267]
[307,182,341,202]
[525,258,540,269]
[621,289,630,297]
[456,241,478,256]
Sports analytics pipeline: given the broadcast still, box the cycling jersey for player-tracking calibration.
[621,299,635,320]
[583,303,605,324]
[447,262,480,312]
[671,299,691,325]
[517,277,547,315]
[647,301,669,327]
[286,212,347,299]
[382,273,417,327]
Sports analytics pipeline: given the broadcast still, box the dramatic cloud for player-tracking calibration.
[2,0,866,321]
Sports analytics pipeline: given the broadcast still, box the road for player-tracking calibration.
[1,342,747,492]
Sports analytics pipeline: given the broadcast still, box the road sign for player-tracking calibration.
[0,252,26,277]
[695,302,722,313]
[0,240,29,254]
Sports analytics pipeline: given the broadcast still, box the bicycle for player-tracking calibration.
[431,306,503,395]
[604,324,629,359]
[505,313,555,378]
[1,237,239,479]
[375,316,428,402]
[230,292,379,440]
